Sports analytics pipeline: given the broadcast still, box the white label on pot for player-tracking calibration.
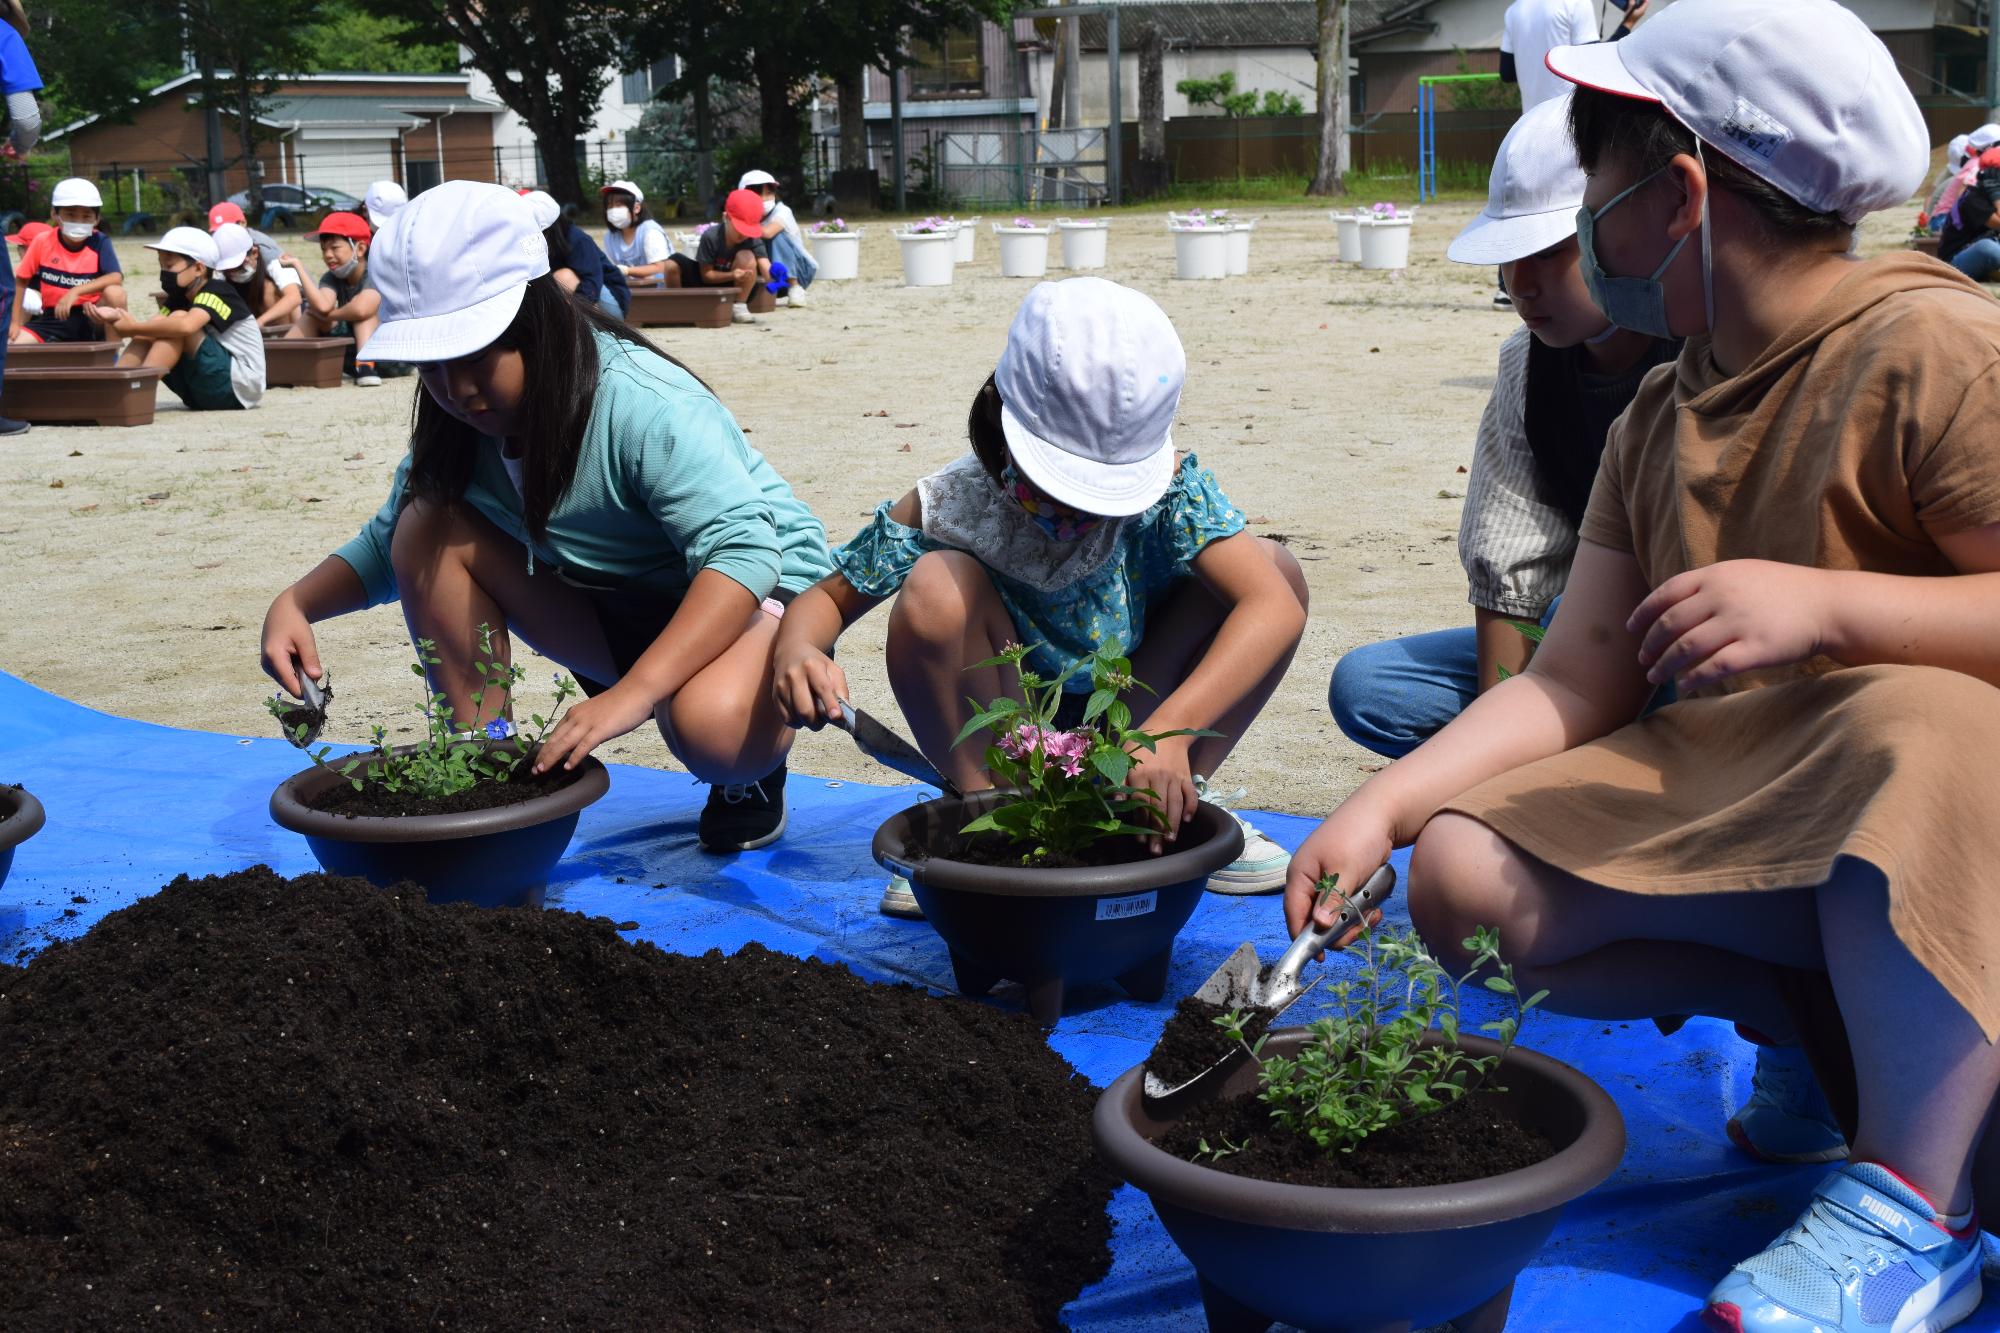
[1095,891,1157,922]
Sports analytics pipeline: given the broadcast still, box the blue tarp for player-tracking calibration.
[2,667,1994,1332]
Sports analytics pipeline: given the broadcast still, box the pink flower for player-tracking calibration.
[1058,755,1083,778]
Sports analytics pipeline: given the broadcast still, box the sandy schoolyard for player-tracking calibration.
[0,203,1919,816]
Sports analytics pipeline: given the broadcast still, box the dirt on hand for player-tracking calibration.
[0,867,1115,1330]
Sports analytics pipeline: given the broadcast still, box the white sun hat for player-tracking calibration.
[211,222,253,272]
[520,189,561,230]
[601,178,644,204]
[1545,0,1927,225]
[738,169,778,190]
[146,225,219,269]
[1971,123,2000,152]
[363,179,408,229]
[1448,93,1584,265]
[358,179,550,364]
[50,178,103,210]
[993,277,1183,518]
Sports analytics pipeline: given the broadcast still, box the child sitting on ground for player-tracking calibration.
[773,277,1308,917]
[211,222,300,330]
[280,211,382,385]
[736,169,813,306]
[1287,4,2000,1329]
[88,226,263,411]
[10,177,124,343]
[660,189,769,325]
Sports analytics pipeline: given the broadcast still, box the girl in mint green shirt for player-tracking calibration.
[259,180,830,852]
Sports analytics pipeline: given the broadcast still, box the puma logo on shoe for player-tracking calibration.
[1856,1191,1915,1237]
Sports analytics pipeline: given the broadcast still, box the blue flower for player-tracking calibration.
[485,718,515,740]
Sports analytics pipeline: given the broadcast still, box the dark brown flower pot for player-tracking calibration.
[1094,1030,1626,1333]
[0,784,46,894]
[871,789,1243,1024]
[268,742,608,909]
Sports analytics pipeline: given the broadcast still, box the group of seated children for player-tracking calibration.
[600,173,812,326]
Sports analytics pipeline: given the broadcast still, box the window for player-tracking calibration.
[621,57,679,105]
[622,69,650,104]
[908,26,984,97]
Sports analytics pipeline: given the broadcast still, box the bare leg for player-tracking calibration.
[729,252,758,303]
[885,550,1026,792]
[657,610,797,785]
[99,283,127,310]
[1125,537,1307,778]
[287,306,330,339]
[350,312,380,353]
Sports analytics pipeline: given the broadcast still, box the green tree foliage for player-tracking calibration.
[18,0,179,129]
[1443,49,1520,112]
[302,1,457,74]
[1177,70,1306,119]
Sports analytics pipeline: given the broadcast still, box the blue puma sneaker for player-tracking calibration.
[1704,1162,1982,1333]
[1728,1042,1850,1165]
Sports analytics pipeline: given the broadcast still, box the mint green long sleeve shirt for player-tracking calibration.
[334,330,832,607]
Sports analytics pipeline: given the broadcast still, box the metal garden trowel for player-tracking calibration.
[1141,863,1398,1117]
[830,697,960,799]
[274,659,332,749]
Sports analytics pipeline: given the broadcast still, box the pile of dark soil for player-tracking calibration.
[0,868,1114,1330]
[1144,995,1276,1087]
[1158,1086,1556,1190]
[307,763,581,818]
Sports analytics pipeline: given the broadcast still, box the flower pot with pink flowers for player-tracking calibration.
[871,644,1243,1025]
[993,216,1052,277]
[809,218,863,279]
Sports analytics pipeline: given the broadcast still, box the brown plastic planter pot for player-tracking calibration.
[269,742,609,909]
[1,366,165,425]
[626,287,734,328]
[872,790,1243,1024]
[747,285,778,314]
[1910,234,1941,258]
[0,784,45,894]
[1094,1030,1626,1333]
[8,340,119,368]
[263,335,353,388]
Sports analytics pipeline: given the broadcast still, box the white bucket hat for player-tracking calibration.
[993,277,1183,518]
[364,179,408,229]
[1448,93,1583,265]
[211,222,253,273]
[359,179,550,364]
[147,225,219,269]
[1546,0,1927,225]
[50,178,103,210]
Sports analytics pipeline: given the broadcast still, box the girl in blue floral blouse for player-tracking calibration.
[772,278,1309,916]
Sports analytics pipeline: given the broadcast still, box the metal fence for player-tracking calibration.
[928,127,1108,208]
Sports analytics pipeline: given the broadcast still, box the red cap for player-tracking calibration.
[7,219,50,246]
[207,201,246,230]
[724,188,765,233]
[1980,146,2000,171]
[310,211,373,243]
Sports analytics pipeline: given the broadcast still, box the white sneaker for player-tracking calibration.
[1193,777,1288,895]
[785,285,810,307]
[878,875,923,919]
[731,302,756,324]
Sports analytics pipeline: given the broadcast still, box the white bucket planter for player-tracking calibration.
[812,230,862,281]
[1169,224,1228,280]
[1333,211,1363,264]
[952,218,981,263]
[994,224,1052,278]
[1055,218,1109,269]
[895,231,957,287]
[1359,217,1415,271]
[1225,220,1257,276]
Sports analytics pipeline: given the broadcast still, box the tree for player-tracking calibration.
[1307,0,1347,197]
[361,0,631,206]
[182,0,320,215]
[1176,71,1304,119]
[302,1,457,74]
[21,0,179,131]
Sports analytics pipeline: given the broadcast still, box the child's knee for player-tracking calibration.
[889,551,988,646]
[1408,813,1515,967]
[388,497,458,578]
[101,285,126,309]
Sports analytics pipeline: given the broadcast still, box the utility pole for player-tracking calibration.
[186,5,227,205]
[1988,0,2000,119]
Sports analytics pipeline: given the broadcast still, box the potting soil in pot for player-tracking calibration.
[1158,1085,1555,1189]
[307,763,584,818]
[0,867,1115,1330]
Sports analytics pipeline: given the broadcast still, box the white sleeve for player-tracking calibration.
[1562,0,1604,43]
[640,222,671,264]
[269,261,300,291]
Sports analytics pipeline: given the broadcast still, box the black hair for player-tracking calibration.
[968,374,1007,480]
[403,273,708,541]
[1567,86,1848,242]
[541,219,571,270]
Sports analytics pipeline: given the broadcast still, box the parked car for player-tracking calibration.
[226,183,364,218]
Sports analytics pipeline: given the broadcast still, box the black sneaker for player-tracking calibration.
[697,763,787,851]
[0,416,29,436]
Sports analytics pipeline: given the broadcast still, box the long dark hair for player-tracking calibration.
[968,373,1007,480]
[541,220,572,270]
[403,274,707,540]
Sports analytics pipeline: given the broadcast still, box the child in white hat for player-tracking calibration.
[1289,3,2000,1329]
[258,180,831,853]
[10,176,125,344]
[773,277,1308,915]
[599,178,672,284]
[92,224,264,410]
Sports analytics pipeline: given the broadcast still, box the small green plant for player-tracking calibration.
[268,625,579,801]
[1492,620,1547,682]
[952,642,1216,865]
[1208,875,1545,1157]
[1193,1134,1246,1164]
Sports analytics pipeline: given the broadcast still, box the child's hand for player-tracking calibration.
[1628,559,1831,692]
[1128,737,1197,856]
[53,290,77,318]
[531,680,657,774]
[1283,804,1395,946]
[772,643,850,730]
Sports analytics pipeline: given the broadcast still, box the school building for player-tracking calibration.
[44,72,508,211]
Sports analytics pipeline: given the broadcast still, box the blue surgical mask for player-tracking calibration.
[1575,145,1713,339]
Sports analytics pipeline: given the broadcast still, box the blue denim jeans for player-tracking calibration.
[1951,236,2000,282]
[768,229,817,288]
[596,285,622,317]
